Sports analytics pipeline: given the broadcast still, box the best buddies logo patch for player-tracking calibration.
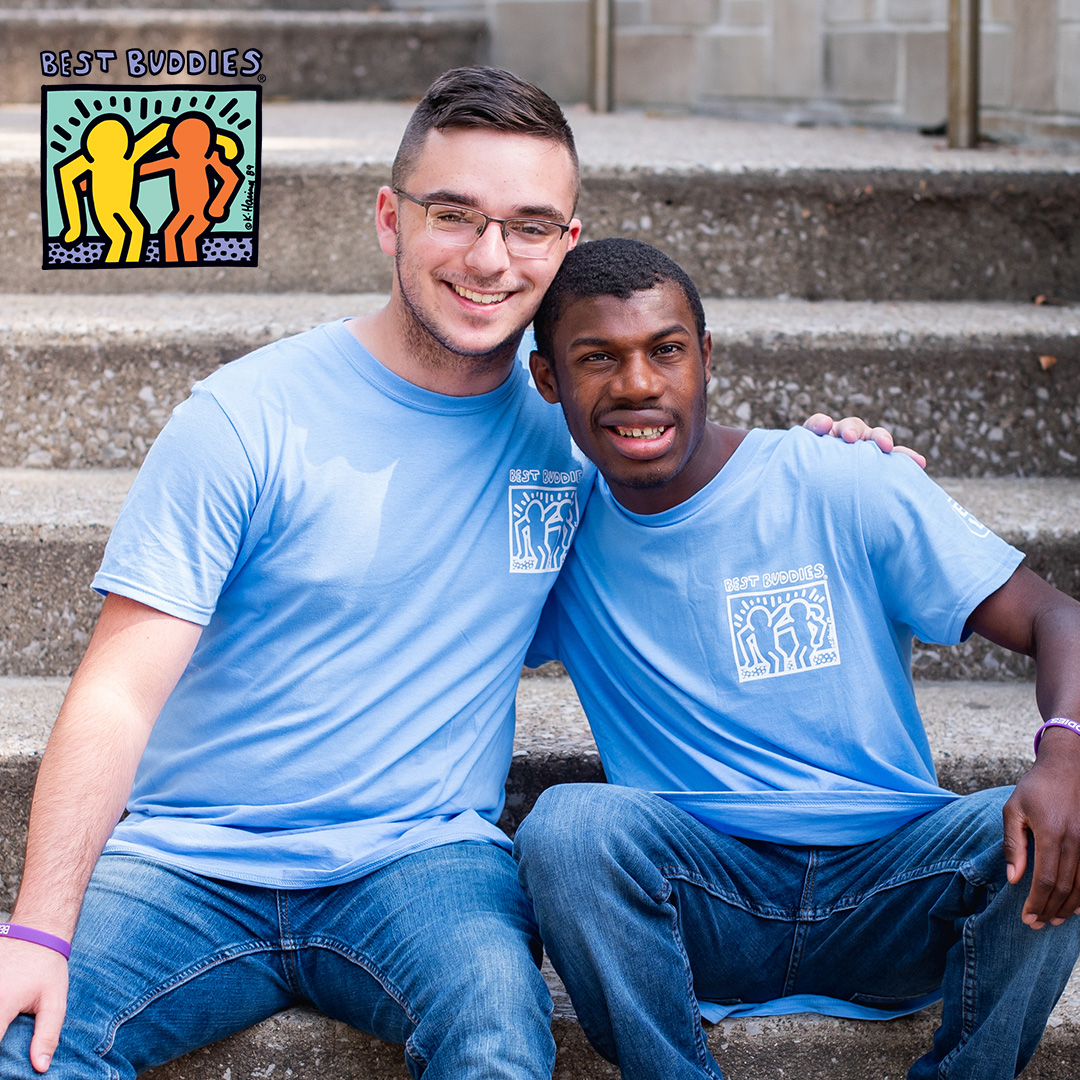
[41,85,261,269]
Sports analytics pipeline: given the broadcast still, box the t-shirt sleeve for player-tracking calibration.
[856,452,1024,646]
[92,385,259,625]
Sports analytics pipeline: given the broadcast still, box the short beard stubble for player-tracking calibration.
[394,237,528,378]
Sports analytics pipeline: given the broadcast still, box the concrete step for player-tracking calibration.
[3,0,399,8]
[2,674,1077,1079]
[0,672,605,910]
[2,103,1078,299]
[2,294,1077,476]
[2,10,487,104]
[0,946,1070,1078]
[137,958,1080,1080]
[0,467,1077,677]
[0,673,1048,912]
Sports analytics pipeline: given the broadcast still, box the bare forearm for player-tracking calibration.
[1030,594,1080,728]
[11,593,202,939]
[13,689,155,937]
[972,567,1080,922]
[969,566,1080,726]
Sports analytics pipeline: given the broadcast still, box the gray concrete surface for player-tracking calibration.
[136,958,1080,1080]
[0,0,400,8]
[0,468,1076,677]
[2,11,487,103]
[11,100,1079,172]
[702,298,1080,480]
[2,103,1078,298]
[2,0,1079,148]
[0,294,385,469]
[2,294,1076,474]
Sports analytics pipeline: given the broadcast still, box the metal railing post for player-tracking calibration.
[947,0,979,148]
[589,0,614,113]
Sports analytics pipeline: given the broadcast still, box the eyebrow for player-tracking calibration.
[568,323,692,349]
[418,189,569,224]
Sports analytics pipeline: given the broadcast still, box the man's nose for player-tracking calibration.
[612,354,663,399]
[463,219,512,276]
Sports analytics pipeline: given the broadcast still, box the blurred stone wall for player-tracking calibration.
[411,0,1079,142]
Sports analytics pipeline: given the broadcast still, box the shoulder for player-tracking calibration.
[742,425,867,492]
[200,321,348,401]
[778,425,928,486]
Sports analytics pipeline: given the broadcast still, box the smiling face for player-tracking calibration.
[531,282,722,514]
[376,126,581,371]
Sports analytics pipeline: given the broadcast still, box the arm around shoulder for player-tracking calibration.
[0,593,202,1072]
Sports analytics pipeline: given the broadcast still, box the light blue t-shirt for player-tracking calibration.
[530,427,1022,846]
[95,320,593,888]
[528,427,1023,1020]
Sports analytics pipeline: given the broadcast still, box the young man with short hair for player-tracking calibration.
[0,66,587,1080]
[516,237,1080,1080]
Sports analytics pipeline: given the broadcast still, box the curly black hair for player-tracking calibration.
[532,238,706,361]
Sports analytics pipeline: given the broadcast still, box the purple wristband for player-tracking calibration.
[1033,717,1080,756]
[0,922,71,959]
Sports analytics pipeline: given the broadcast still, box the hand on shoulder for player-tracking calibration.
[803,413,927,469]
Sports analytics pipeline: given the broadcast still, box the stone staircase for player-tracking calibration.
[1,8,489,104]
[2,90,1080,1080]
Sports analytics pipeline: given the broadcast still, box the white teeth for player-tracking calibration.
[615,426,667,439]
[453,285,509,305]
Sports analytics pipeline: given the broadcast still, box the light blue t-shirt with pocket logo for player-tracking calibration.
[530,426,1022,849]
[95,320,593,887]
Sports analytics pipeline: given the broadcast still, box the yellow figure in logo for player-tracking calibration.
[55,116,169,264]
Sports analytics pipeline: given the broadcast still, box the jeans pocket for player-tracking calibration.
[848,987,940,1006]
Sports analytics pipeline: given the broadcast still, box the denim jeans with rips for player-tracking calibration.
[514,783,1080,1080]
[0,841,553,1080]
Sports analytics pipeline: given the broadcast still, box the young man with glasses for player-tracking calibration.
[0,68,898,1079]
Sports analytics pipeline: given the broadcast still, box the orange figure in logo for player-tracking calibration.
[55,116,170,263]
[139,115,244,263]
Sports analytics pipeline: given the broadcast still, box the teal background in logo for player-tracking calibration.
[42,85,260,246]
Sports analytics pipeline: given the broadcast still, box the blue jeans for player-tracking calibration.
[0,842,553,1079]
[514,784,1080,1080]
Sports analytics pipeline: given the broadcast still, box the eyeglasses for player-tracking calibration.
[393,189,571,260]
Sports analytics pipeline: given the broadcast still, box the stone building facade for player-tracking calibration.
[457,0,1080,142]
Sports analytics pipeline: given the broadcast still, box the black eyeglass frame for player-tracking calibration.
[392,188,571,258]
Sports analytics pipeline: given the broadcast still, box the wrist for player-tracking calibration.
[1034,717,1080,757]
[0,923,71,959]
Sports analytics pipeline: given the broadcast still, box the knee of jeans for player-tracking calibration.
[0,1014,115,1080]
[516,784,666,906]
[406,952,554,1080]
[517,783,620,868]
[415,930,552,1041]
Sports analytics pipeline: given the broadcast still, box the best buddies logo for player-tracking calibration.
[40,48,263,80]
[40,53,263,270]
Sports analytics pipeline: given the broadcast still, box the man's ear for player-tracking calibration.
[530,351,562,405]
[566,217,582,252]
[701,330,713,386]
[374,186,399,258]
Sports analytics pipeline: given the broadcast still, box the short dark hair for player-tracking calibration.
[533,238,706,360]
[391,67,579,202]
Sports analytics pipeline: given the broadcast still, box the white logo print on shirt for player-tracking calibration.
[947,497,991,538]
[725,568,840,682]
[508,479,579,573]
